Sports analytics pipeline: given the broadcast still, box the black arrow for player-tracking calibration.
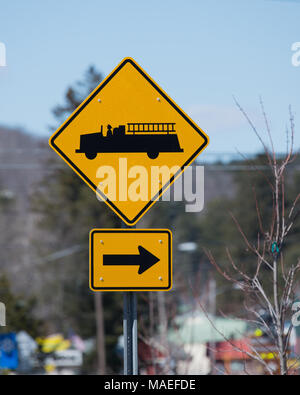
[103,246,160,274]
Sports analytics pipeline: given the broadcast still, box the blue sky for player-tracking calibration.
[0,0,300,155]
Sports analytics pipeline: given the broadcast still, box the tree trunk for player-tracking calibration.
[273,258,287,375]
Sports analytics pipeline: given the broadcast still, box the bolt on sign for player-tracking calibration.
[49,58,209,225]
[90,229,172,291]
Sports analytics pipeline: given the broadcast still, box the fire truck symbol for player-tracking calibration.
[76,122,184,160]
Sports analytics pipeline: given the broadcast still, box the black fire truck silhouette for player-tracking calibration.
[75,122,183,160]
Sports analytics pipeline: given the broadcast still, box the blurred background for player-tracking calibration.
[0,0,300,375]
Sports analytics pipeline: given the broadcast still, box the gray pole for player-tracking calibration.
[123,292,138,374]
[122,223,138,375]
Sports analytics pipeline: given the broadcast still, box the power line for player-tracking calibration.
[0,164,300,171]
[0,149,291,155]
[33,245,86,265]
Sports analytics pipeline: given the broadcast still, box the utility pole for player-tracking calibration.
[95,292,106,374]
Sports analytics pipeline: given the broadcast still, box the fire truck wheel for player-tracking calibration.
[85,152,97,160]
[147,152,159,159]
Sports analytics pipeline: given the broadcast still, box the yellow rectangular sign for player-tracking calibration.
[90,229,172,291]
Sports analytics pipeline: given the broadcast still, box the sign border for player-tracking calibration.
[89,229,172,291]
[49,58,209,225]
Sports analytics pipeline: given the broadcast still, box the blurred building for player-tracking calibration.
[168,310,247,375]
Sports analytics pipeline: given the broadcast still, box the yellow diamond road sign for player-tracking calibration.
[90,229,172,291]
[49,58,209,225]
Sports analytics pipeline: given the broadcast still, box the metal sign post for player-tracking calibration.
[122,222,138,375]
[123,292,138,375]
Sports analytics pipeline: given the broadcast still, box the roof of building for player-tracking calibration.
[168,310,247,345]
